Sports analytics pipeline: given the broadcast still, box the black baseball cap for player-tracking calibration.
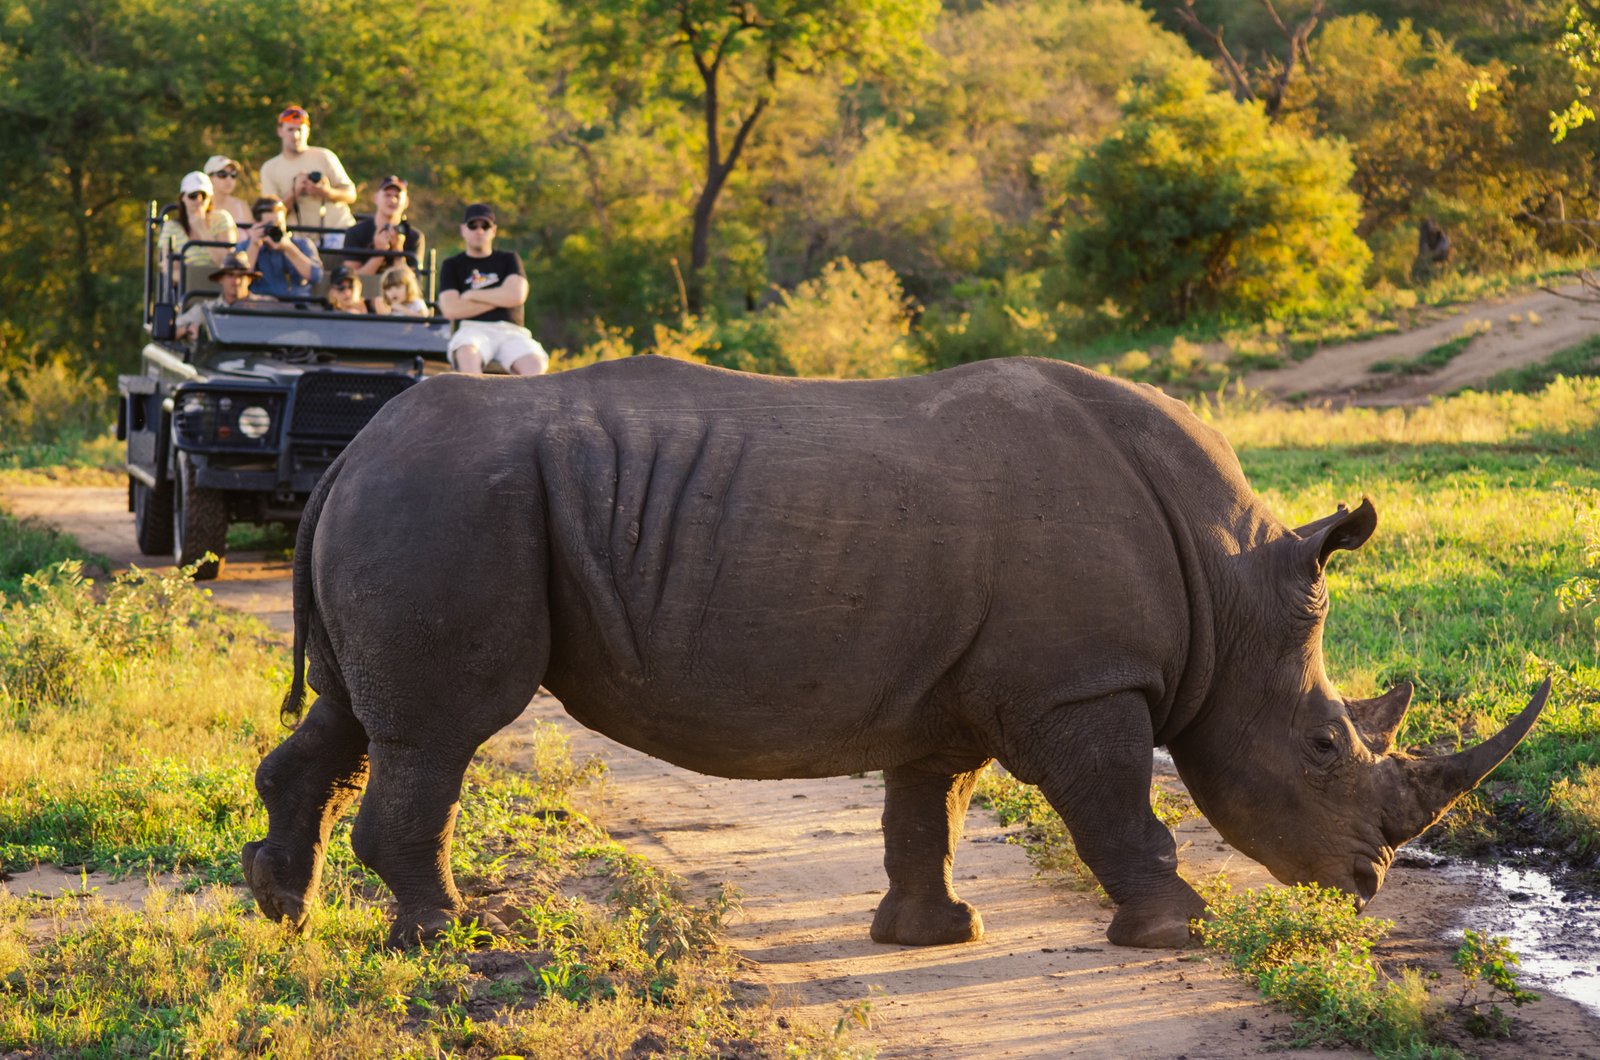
[328,264,357,286]
[462,203,496,225]
[378,174,407,191]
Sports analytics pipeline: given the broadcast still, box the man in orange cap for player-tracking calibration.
[258,105,356,248]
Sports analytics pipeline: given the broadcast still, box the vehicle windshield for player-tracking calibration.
[203,304,451,356]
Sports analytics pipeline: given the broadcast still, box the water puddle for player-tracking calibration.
[1433,852,1600,1016]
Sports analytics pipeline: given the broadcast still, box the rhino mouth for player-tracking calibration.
[1351,859,1381,910]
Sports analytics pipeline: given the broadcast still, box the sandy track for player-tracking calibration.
[1246,281,1600,405]
[8,475,1600,1055]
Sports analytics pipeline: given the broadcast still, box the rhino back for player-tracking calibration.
[321,358,1255,777]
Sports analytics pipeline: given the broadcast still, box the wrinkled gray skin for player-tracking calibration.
[243,357,1547,949]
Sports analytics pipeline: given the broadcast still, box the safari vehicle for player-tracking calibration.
[118,201,449,579]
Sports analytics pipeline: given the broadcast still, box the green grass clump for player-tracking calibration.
[0,510,94,596]
[1202,885,1537,1057]
[1370,333,1475,376]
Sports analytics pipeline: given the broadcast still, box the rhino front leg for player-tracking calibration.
[1010,693,1205,949]
[243,693,370,932]
[871,754,991,946]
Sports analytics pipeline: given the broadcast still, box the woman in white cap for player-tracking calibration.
[158,171,238,276]
[204,155,252,225]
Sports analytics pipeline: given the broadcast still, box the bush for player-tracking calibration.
[1054,67,1369,325]
[764,258,921,378]
[917,271,1059,370]
[0,356,113,468]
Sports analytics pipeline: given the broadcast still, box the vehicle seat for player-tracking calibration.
[183,264,220,301]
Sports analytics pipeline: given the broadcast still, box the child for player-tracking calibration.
[378,264,430,317]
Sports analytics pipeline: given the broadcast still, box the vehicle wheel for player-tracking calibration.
[173,453,229,580]
[132,476,175,555]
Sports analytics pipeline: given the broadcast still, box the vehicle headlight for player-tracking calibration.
[238,406,272,439]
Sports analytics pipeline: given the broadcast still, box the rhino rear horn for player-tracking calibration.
[1349,681,1412,754]
[1292,498,1378,573]
[1397,679,1551,836]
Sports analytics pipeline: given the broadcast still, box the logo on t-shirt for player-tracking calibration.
[466,269,501,290]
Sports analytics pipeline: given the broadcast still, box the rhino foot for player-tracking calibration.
[241,839,313,933]
[870,889,984,946]
[1105,891,1207,949]
[386,907,511,950]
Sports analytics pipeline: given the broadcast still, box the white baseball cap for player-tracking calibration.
[204,155,240,176]
[179,171,213,196]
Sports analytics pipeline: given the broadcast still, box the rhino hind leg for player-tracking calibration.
[243,692,371,932]
[1010,693,1206,949]
[871,756,991,946]
[349,738,510,949]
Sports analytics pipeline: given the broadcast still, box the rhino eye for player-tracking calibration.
[1307,729,1342,765]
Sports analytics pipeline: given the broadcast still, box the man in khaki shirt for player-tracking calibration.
[258,105,356,247]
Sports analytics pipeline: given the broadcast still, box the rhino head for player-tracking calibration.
[1170,498,1548,908]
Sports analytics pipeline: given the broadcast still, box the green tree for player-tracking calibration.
[565,0,937,312]
[1056,67,1369,323]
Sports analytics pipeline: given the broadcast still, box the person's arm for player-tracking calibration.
[319,149,357,207]
[439,288,493,321]
[279,237,322,283]
[461,274,528,308]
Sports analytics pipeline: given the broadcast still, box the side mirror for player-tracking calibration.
[151,303,176,341]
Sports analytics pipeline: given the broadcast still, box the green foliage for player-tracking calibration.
[0,512,87,597]
[1055,67,1369,324]
[1452,929,1540,1038]
[1202,885,1541,1056]
[917,272,1059,369]
[763,258,920,378]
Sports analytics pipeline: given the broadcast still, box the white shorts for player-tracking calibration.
[448,320,549,372]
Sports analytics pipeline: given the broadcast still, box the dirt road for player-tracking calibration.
[1246,280,1600,404]
[7,484,1599,1057]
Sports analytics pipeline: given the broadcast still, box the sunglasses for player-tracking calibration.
[210,169,239,179]
[465,220,493,231]
[333,280,356,289]
[183,190,208,200]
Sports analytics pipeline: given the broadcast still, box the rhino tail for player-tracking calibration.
[279,450,348,729]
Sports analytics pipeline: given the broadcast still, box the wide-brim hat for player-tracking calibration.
[210,251,262,281]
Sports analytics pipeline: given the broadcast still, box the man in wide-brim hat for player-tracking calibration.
[176,251,269,340]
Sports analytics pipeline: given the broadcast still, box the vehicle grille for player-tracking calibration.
[290,371,413,440]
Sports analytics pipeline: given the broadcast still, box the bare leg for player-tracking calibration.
[509,352,548,376]
[871,755,990,945]
[243,693,370,931]
[1007,694,1204,948]
[452,345,483,374]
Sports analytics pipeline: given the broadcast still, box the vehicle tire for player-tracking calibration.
[131,476,175,556]
[173,452,229,580]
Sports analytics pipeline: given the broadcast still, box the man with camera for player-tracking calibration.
[343,175,427,275]
[258,105,356,248]
[237,196,323,301]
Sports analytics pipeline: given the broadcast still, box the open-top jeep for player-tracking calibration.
[119,201,449,579]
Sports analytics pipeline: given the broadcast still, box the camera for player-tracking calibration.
[262,224,284,242]
[307,171,323,185]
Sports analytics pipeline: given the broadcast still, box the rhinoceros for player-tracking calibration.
[242,356,1546,949]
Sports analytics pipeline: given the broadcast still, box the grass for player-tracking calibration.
[1369,334,1476,376]
[1474,332,1600,394]
[0,522,867,1056]
[1200,884,1538,1057]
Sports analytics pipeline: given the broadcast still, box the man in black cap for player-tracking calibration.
[343,175,427,276]
[175,251,269,340]
[438,203,547,375]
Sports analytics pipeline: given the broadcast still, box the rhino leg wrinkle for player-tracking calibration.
[244,358,1549,949]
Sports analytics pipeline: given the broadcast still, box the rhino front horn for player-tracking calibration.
[1400,678,1551,833]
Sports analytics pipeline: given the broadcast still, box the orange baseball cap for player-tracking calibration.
[277,105,309,126]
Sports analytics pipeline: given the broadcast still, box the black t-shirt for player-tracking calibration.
[439,249,526,326]
[342,216,427,268]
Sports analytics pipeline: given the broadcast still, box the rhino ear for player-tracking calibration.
[1291,498,1378,573]
[1348,681,1412,754]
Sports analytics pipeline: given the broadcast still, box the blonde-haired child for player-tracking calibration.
[378,264,429,317]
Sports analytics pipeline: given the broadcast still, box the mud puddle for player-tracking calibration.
[1435,851,1600,1015]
